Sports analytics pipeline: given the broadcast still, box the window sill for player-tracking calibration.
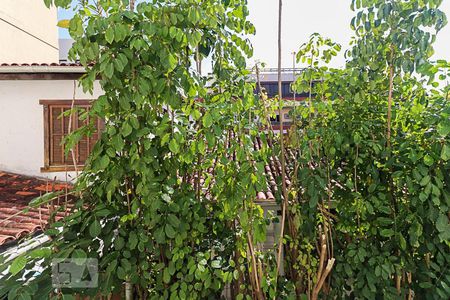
[40,165,85,173]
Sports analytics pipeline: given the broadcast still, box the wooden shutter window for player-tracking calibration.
[40,100,104,172]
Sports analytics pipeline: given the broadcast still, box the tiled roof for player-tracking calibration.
[253,137,294,202]
[0,63,82,67]
[0,136,291,246]
[0,172,71,247]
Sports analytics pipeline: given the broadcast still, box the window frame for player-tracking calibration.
[40,99,96,173]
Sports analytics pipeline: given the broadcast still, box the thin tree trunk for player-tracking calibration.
[68,80,79,178]
[196,46,202,75]
[387,44,401,295]
[292,52,296,102]
[387,45,394,148]
[125,281,132,300]
[247,232,264,300]
[275,0,288,286]
[255,63,275,138]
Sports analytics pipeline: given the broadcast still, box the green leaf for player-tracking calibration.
[29,191,61,207]
[89,219,101,237]
[167,214,180,227]
[169,138,179,154]
[9,255,27,275]
[377,217,393,226]
[45,228,60,236]
[380,229,395,237]
[115,236,125,250]
[424,155,434,166]
[129,232,138,250]
[202,112,213,128]
[437,121,450,137]
[163,268,171,284]
[368,184,377,193]
[353,132,361,145]
[211,260,221,269]
[166,53,177,71]
[155,226,165,244]
[105,63,114,78]
[72,249,87,260]
[111,135,125,152]
[420,175,431,186]
[114,58,125,72]
[398,233,406,250]
[436,214,449,232]
[205,131,216,147]
[192,109,201,120]
[441,144,450,161]
[105,27,114,44]
[117,266,126,280]
[165,223,176,239]
[419,282,433,289]
[122,122,133,137]
[98,155,110,170]
[44,0,52,8]
[161,133,171,146]
[233,270,239,280]
[29,248,52,258]
[19,293,32,300]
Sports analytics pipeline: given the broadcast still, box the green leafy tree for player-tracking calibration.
[288,0,449,299]
[0,1,279,299]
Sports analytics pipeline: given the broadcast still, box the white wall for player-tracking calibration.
[0,1,59,63]
[0,80,103,181]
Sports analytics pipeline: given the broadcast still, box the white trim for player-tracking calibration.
[0,66,85,73]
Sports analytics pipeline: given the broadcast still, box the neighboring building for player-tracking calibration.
[0,64,102,250]
[252,68,307,130]
[0,1,59,63]
[252,67,304,99]
[59,38,74,62]
[0,64,103,181]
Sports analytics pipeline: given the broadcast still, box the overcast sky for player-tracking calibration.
[246,0,450,68]
[59,1,450,68]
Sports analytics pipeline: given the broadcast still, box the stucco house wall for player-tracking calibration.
[0,1,59,63]
[0,79,103,181]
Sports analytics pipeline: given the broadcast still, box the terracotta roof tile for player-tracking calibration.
[0,172,71,247]
[253,136,294,203]
[0,62,82,67]
[0,136,290,246]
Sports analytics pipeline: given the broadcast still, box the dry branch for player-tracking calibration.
[312,228,335,300]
